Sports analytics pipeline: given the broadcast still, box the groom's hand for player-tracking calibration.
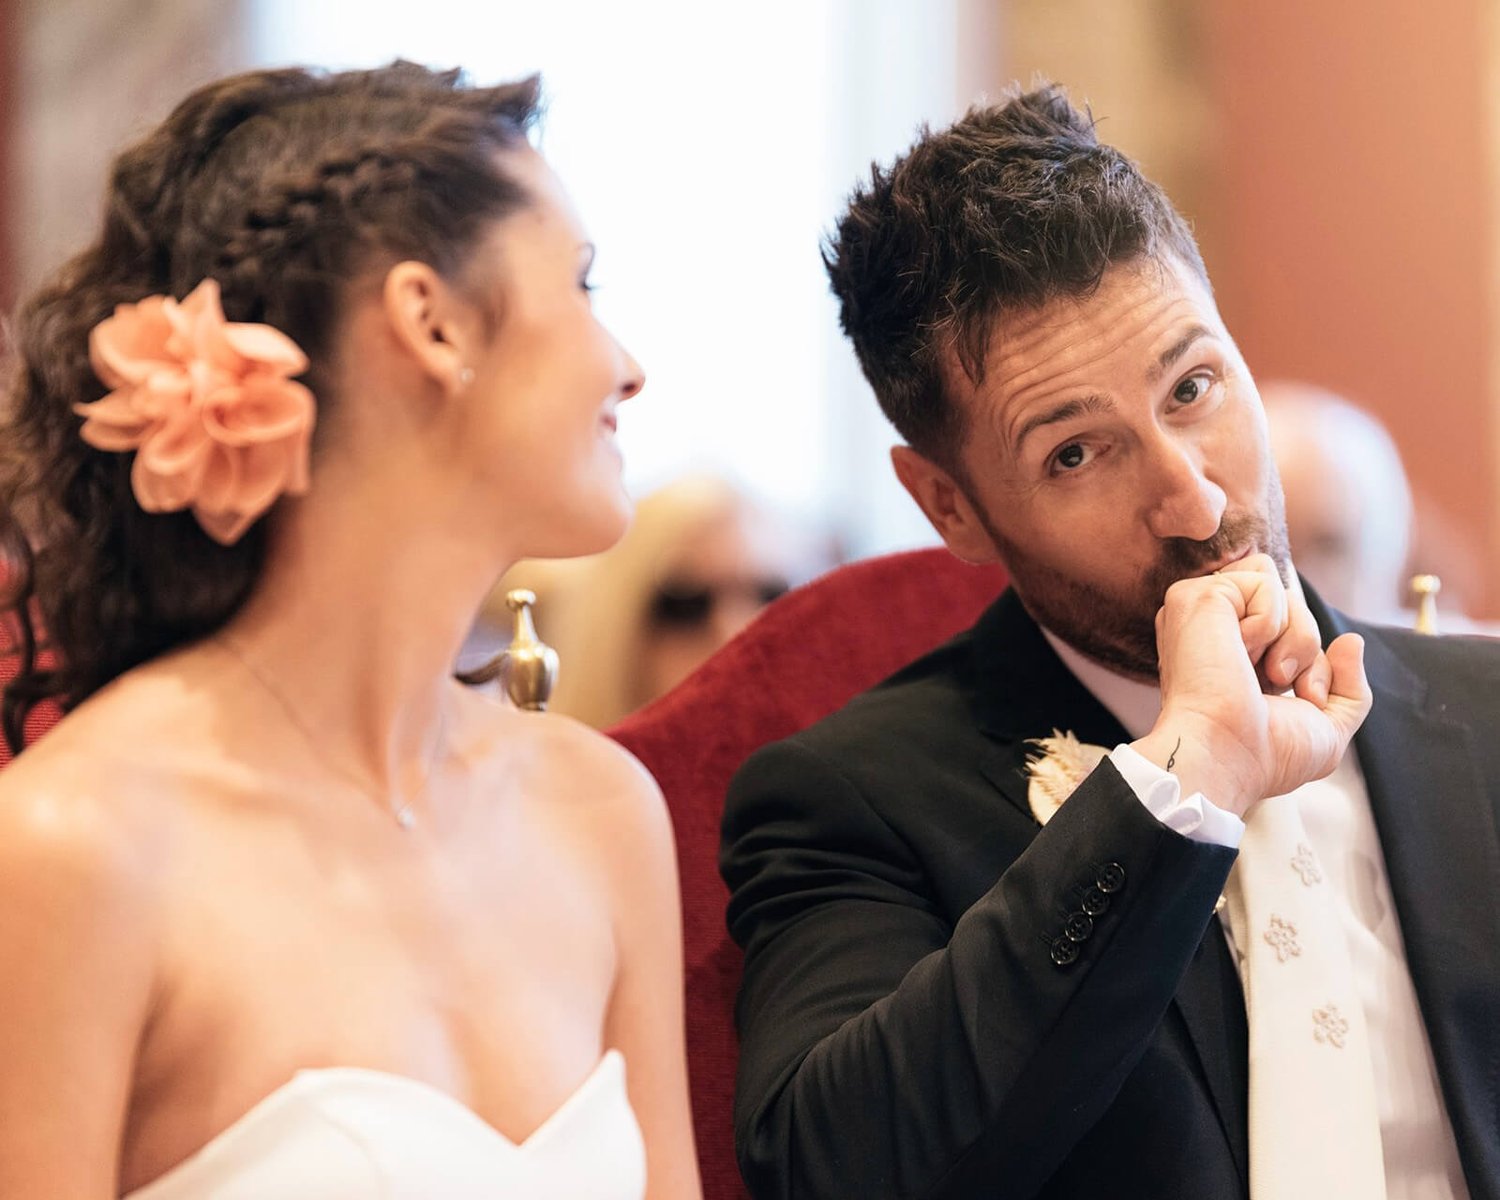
[1131,554,1372,817]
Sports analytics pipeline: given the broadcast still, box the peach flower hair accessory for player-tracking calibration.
[75,278,316,545]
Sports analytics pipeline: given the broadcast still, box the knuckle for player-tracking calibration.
[1163,577,1199,606]
[1287,594,1316,625]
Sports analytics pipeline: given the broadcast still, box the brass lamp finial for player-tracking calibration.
[456,588,559,709]
[498,589,558,710]
[1411,573,1441,636]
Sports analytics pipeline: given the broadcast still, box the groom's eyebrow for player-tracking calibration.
[1147,325,1214,384]
[1011,393,1116,457]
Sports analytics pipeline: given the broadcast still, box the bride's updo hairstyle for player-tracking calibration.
[0,62,541,752]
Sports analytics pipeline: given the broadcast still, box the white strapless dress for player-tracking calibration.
[123,1050,645,1199]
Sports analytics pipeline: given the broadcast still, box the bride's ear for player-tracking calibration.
[381,261,481,398]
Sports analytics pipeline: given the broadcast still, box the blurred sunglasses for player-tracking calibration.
[648,577,790,628]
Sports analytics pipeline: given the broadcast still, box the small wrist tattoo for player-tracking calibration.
[1166,737,1181,771]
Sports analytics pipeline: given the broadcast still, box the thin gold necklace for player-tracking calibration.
[215,634,447,830]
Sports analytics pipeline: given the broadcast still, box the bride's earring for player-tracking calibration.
[458,366,476,388]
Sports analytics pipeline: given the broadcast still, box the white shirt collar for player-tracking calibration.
[1038,626,1161,740]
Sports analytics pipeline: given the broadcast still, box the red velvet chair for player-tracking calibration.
[0,621,62,767]
[607,547,1008,1199]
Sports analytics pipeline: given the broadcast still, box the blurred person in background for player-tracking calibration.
[476,476,835,728]
[1262,381,1413,624]
[1264,381,1496,633]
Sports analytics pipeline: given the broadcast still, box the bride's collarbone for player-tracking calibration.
[124,841,620,1191]
[136,769,621,1074]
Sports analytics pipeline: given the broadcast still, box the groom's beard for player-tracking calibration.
[974,481,1291,682]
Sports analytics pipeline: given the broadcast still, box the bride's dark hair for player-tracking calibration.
[0,62,541,753]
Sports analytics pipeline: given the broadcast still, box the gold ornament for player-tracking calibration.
[458,589,559,711]
[1410,573,1441,635]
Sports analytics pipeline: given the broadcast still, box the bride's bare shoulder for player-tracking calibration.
[0,695,166,1077]
[463,693,668,834]
[0,649,225,839]
[467,699,680,930]
[0,697,170,931]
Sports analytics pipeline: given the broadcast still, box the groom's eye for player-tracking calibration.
[1172,375,1210,404]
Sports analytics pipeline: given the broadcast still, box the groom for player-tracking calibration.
[720,86,1500,1198]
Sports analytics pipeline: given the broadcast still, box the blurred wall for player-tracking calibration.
[10,0,244,302]
[1207,0,1497,615]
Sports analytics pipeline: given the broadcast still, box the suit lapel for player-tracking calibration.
[1340,616,1500,1197]
[1173,924,1250,1182]
[968,590,1132,818]
[967,589,1250,1186]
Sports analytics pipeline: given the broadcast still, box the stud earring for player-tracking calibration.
[458,366,476,388]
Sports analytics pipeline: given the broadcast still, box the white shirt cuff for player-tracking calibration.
[1107,743,1245,849]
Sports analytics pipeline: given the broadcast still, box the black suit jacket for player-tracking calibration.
[720,587,1500,1199]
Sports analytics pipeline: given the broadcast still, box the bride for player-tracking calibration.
[0,62,701,1198]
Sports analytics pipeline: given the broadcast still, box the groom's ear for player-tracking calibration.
[891,445,1004,566]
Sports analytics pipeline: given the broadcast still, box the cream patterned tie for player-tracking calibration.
[1222,791,1387,1198]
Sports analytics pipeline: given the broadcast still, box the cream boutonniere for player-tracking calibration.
[1024,729,1109,827]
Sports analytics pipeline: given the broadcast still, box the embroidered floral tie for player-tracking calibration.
[1222,791,1386,1198]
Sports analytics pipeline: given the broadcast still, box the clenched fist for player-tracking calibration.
[1131,554,1372,817]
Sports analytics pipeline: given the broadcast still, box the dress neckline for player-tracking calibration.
[124,1049,625,1198]
[293,1049,623,1149]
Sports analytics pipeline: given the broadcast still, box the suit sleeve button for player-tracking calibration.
[1050,936,1080,966]
[1095,862,1126,893]
[1081,887,1110,916]
[1063,912,1094,942]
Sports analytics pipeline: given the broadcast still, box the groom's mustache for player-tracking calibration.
[1144,512,1281,604]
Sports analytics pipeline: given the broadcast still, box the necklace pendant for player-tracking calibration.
[394,805,415,830]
